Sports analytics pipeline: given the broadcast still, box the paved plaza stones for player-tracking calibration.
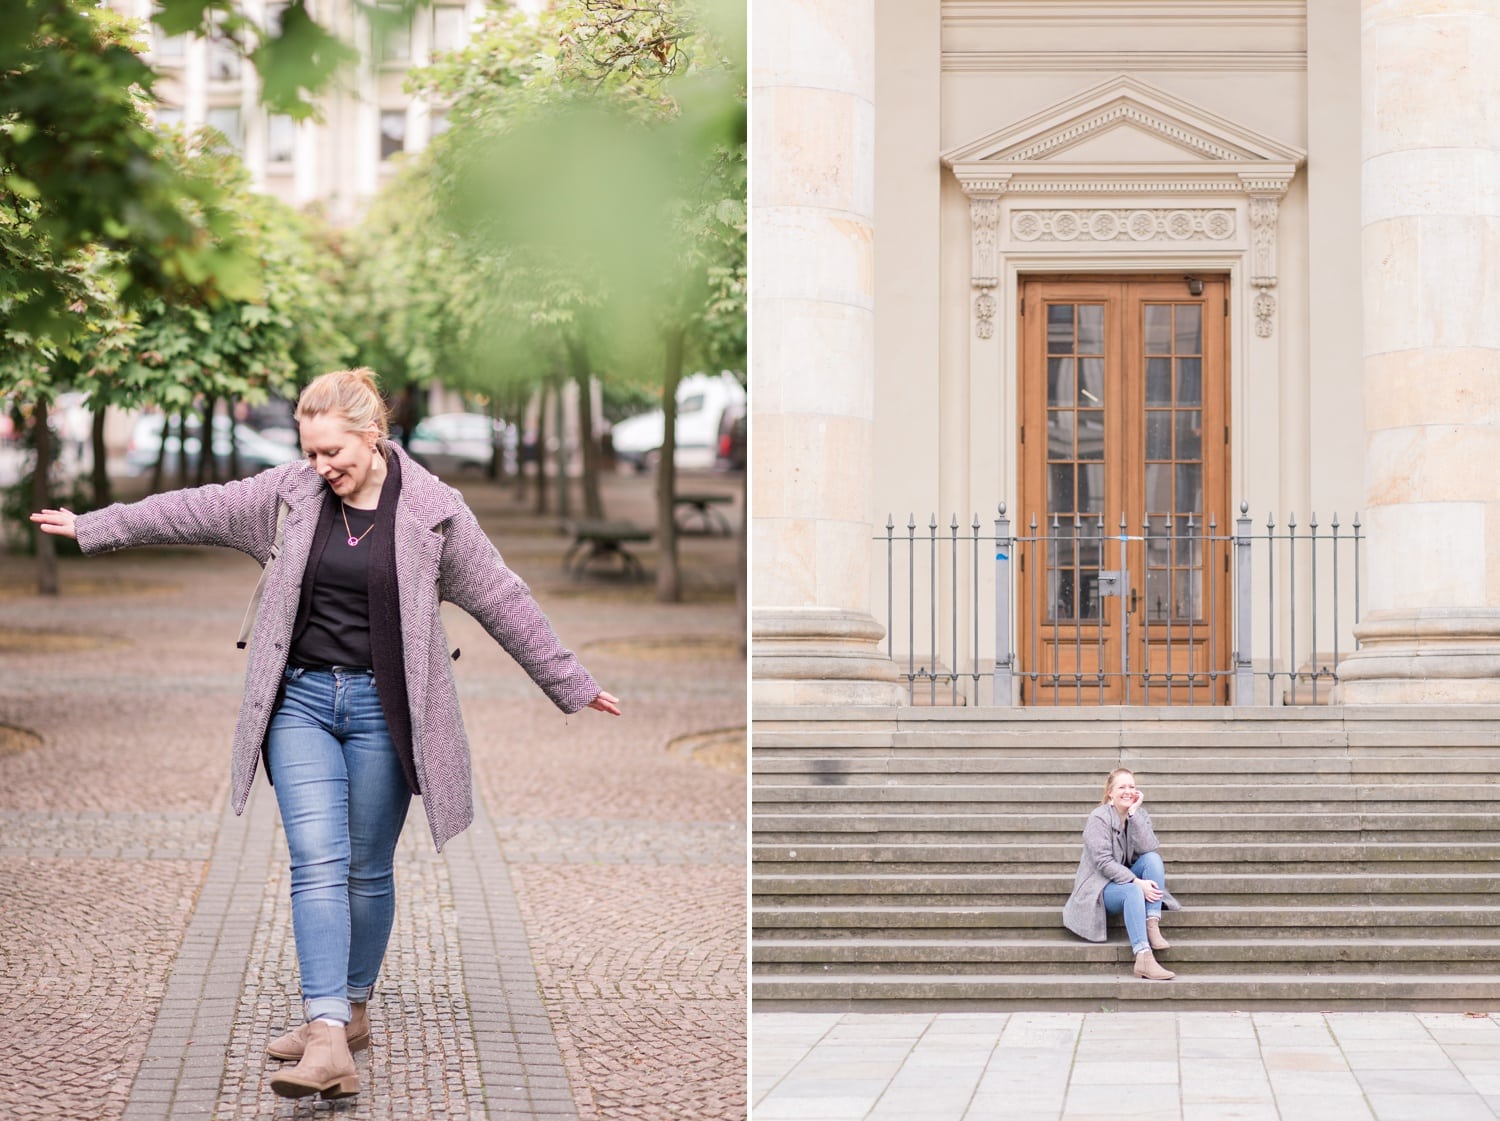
[0,470,746,1120]
[753,1011,1500,1121]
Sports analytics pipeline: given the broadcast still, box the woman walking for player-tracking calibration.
[33,368,621,1100]
[1062,768,1179,981]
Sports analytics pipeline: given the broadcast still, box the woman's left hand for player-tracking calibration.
[586,690,622,716]
[1126,790,1145,817]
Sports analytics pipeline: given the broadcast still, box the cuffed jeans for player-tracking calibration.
[1101,851,1167,955]
[267,666,412,1024]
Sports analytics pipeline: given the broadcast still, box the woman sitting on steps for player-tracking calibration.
[1063,768,1181,981]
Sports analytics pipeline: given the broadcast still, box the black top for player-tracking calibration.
[290,502,377,668]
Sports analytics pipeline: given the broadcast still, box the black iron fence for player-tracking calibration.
[879,503,1363,706]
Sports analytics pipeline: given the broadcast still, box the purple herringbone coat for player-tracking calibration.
[74,444,600,851]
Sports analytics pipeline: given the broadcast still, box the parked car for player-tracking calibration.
[716,401,746,472]
[611,372,747,472]
[406,412,514,477]
[124,413,301,476]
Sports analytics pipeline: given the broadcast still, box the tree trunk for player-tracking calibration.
[228,397,242,479]
[175,411,190,489]
[655,327,685,604]
[150,411,170,494]
[533,382,550,516]
[198,396,218,485]
[554,373,571,521]
[486,398,500,481]
[567,339,605,520]
[90,406,111,507]
[32,398,58,596]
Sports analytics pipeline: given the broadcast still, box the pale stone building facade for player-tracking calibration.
[752,0,1500,707]
[113,0,483,227]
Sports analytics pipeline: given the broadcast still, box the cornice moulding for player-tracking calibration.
[942,51,1307,72]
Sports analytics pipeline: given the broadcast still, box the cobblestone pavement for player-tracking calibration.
[0,469,746,1120]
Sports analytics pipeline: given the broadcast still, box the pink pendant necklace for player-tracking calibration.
[341,503,375,548]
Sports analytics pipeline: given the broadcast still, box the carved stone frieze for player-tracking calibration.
[1010,208,1236,244]
[1248,194,1281,337]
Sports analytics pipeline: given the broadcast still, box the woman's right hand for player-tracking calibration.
[1136,877,1164,903]
[30,508,78,539]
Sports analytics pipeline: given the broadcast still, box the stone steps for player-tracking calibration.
[754,937,1500,974]
[750,709,1500,1009]
[750,972,1500,1012]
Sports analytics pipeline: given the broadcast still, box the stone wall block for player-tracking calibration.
[815,518,874,609]
[1362,148,1500,223]
[1364,348,1500,431]
[751,0,874,101]
[1363,216,1500,353]
[1367,424,1500,505]
[750,411,787,515]
[1364,502,1487,611]
[755,86,863,213]
[1365,14,1500,156]
[752,208,874,308]
[751,519,819,606]
[755,298,875,419]
[780,414,873,523]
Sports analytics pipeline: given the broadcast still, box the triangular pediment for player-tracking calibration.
[942,74,1304,180]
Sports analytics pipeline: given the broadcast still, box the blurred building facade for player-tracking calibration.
[110,0,483,227]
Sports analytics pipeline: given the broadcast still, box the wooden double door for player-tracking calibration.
[1018,276,1231,704]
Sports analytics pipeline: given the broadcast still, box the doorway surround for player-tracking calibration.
[941,75,1305,508]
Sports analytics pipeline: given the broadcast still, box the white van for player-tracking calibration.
[610,372,747,471]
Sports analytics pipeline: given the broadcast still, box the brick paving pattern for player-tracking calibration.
[0,470,746,1120]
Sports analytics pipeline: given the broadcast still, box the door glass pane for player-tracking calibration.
[1175,530,1201,566]
[1079,569,1101,619]
[1146,567,1170,621]
[1078,464,1104,512]
[1078,519,1103,565]
[1047,358,1074,406]
[1048,305,1075,353]
[1173,569,1202,620]
[1176,358,1202,405]
[1146,358,1172,405]
[1147,532,1169,568]
[1078,357,1105,406]
[1076,412,1104,460]
[1077,306,1104,355]
[1047,464,1074,512]
[1175,464,1202,512]
[1175,410,1202,459]
[1047,410,1075,456]
[1145,463,1172,511]
[1052,516,1076,564]
[1174,305,1202,354]
[1145,305,1172,354]
[1146,413,1171,460]
[1049,569,1075,622]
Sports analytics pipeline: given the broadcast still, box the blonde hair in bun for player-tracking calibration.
[295,367,391,443]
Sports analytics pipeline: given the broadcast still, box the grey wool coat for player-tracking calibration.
[1062,803,1182,942]
[74,443,600,851]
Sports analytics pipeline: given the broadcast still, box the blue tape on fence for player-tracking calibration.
[996,552,1008,560]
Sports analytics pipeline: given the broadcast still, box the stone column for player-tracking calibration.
[750,0,902,705]
[1338,0,1500,702]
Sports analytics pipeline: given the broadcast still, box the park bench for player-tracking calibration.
[562,520,652,581]
[673,492,735,536]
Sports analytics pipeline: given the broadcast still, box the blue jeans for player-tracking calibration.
[1102,851,1167,955]
[267,667,412,1023]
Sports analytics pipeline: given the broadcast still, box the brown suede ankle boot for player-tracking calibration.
[268,1020,360,1100]
[1146,917,1171,951]
[1134,949,1176,981]
[267,1002,369,1061]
